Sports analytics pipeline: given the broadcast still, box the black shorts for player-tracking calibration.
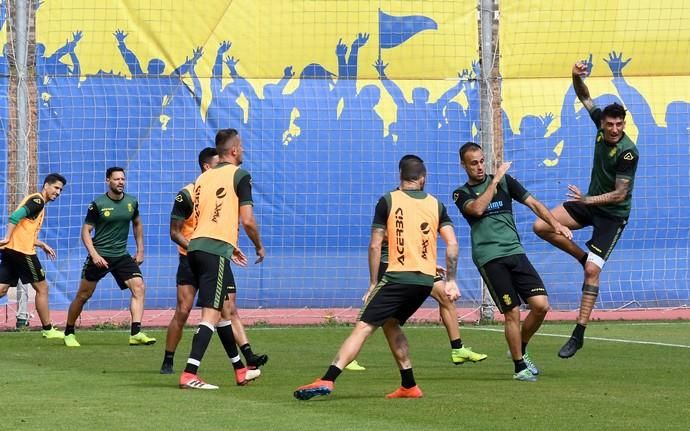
[563,201,627,260]
[478,254,546,314]
[81,255,143,290]
[0,249,45,285]
[188,250,236,310]
[378,262,443,284]
[358,281,432,326]
[176,254,197,287]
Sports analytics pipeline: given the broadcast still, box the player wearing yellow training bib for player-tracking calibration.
[0,173,67,339]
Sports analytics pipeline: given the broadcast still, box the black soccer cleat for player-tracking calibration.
[160,362,174,374]
[247,354,269,369]
[558,336,583,359]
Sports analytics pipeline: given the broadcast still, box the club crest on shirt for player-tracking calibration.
[623,151,634,161]
[128,203,133,212]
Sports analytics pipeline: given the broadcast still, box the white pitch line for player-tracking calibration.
[461,326,690,349]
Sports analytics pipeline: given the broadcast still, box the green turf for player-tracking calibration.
[1,322,689,430]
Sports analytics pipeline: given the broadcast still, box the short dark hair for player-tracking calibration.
[398,154,424,170]
[400,158,426,182]
[44,173,66,186]
[106,167,125,178]
[601,103,626,120]
[215,128,239,153]
[459,142,482,162]
[198,147,218,172]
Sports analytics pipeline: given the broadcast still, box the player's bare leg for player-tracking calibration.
[505,306,536,382]
[227,292,268,368]
[430,279,487,364]
[533,205,586,262]
[124,277,155,345]
[382,319,423,398]
[160,283,195,373]
[559,261,601,359]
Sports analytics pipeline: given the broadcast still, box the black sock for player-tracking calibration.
[183,323,214,374]
[450,338,463,349]
[240,343,254,361]
[573,323,586,339]
[163,350,175,364]
[131,322,141,336]
[322,365,342,382]
[521,342,528,356]
[65,325,75,336]
[400,368,416,389]
[42,324,52,331]
[514,359,527,373]
[578,254,588,268]
[217,321,244,370]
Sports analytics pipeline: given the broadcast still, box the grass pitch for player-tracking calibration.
[2,321,689,430]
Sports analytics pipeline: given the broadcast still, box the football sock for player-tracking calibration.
[400,368,416,389]
[514,359,527,373]
[42,324,52,331]
[240,343,254,361]
[65,325,75,336]
[322,365,342,382]
[184,322,214,374]
[573,323,586,340]
[163,350,175,364]
[217,320,244,369]
[131,322,141,336]
[450,338,463,349]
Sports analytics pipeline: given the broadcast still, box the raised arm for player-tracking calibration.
[374,59,406,107]
[434,71,465,113]
[47,30,82,69]
[604,51,657,135]
[462,162,512,218]
[212,41,232,97]
[113,29,144,76]
[273,66,294,94]
[572,58,594,112]
[225,55,258,104]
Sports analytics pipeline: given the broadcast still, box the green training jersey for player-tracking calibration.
[84,193,140,257]
[587,107,639,218]
[453,174,530,268]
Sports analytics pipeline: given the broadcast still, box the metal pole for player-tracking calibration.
[477,0,500,323]
[14,0,31,326]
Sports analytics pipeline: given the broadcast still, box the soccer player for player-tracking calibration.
[160,147,267,374]
[453,142,572,381]
[346,155,487,372]
[178,129,265,390]
[294,156,460,400]
[63,167,156,347]
[533,60,639,359]
[0,173,66,339]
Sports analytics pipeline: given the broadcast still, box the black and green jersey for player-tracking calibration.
[171,187,194,221]
[587,107,639,218]
[453,174,530,268]
[84,193,140,257]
